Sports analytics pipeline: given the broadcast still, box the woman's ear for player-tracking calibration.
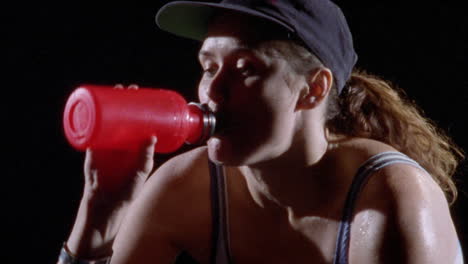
[297,67,333,110]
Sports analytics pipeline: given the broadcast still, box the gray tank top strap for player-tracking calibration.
[333,151,426,264]
[209,159,233,264]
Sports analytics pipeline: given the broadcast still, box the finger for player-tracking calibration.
[84,148,95,187]
[128,84,139,90]
[138,136,157,175]
[144,136,157,160]
[84,148,92,175]
[113,83,124,89]
[90,169,99,190]
[150,135,158,145]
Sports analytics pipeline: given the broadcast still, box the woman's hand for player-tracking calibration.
[64,83,159,259]
[83,136,157,206]
[66,136,157,259]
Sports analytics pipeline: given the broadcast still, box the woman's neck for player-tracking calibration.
[238,125,346,218]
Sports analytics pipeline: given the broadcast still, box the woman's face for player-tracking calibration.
[198,16,306,165]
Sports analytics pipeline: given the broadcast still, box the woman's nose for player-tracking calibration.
[204,70,229,105]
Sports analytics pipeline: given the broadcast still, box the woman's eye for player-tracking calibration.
[236,58,255,76]
[203,65,218,77]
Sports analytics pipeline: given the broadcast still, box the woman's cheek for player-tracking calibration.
[243,76,261,87]
[197,81,208,103]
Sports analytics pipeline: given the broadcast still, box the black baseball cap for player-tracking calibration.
[156,0,358,93]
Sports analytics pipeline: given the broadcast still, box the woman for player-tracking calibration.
[58,0,464,263]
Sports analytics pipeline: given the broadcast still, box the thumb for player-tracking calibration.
[139,136,157,174]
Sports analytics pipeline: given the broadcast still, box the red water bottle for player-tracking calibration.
[63,84,215,153]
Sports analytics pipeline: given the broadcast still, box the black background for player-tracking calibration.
[3,1,468,263]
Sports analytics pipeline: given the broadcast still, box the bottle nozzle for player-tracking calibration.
[186,103,216,145]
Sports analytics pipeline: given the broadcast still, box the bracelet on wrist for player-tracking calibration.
[57,243,111,264]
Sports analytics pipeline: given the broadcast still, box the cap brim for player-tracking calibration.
[156,1,294,41]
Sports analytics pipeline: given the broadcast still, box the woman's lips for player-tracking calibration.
[214,111,229,135]
[214,111,246,137]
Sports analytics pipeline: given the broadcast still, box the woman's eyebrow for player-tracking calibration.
[198,46,257,60]
[198,50,214,60]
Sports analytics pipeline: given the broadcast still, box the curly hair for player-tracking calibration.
[259,40,464,204]
[328,70,464,203]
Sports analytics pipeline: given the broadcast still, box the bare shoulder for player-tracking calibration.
[331,137,397,158]
[147,146,210,190]
[358,158,462,263]
[328,137,398,176]
[112,147,212,263]
[137,145,212,237]
[333,138,462,263]
[374,162,450,222]
[130,146,211,217]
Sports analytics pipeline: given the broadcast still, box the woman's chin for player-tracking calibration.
[207,137,243,166]
[208,136,266,166]
[207,137,228,163]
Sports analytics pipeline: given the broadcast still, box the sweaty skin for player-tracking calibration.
[111,17,462,263]
[67,13,463,264]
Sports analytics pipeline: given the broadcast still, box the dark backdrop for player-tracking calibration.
[3,1,467,263]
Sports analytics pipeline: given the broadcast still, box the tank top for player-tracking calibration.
[208,151,429,264]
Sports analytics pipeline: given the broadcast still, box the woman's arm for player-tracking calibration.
[110,146,211,264]
[109,173,181,264]
[382,164,462,264]
[59,137,158,263]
